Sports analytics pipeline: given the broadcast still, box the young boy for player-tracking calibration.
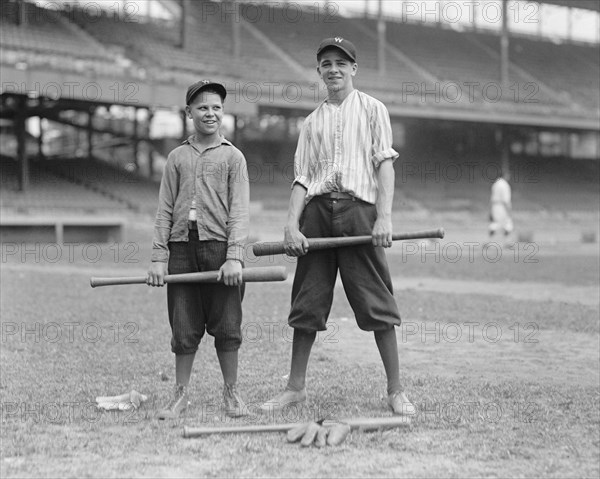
[260,38,415,416]
[147,80,250,420]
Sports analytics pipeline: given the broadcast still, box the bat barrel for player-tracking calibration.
[90,276,145,288]
[341,416,411,430]
[183,423,297,438]
[392,227,445,241]
[242,266,287,282]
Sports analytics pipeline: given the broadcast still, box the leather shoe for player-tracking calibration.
[223,383,249,418]
[156,384,189,420]
[387,391,416,416]
[260,388,307,414]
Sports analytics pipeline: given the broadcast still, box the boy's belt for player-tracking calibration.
[319,192,355,200]
[188,220,197,230]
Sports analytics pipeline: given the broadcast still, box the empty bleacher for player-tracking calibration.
[396,153,600,214]
[68,1,302,84]
[0,1,137,79]
[243,3,433,93]
[474,33,600,110]
[0,158,125,213]
[66,7,202,79]
[381,21,569,112]
[39,157,159,215]
[0,2,112,60]
[188,1,307,83]
[3,1,597,115]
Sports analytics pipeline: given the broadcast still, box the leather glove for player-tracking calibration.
[287,421,351,447]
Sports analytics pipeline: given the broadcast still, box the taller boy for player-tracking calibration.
[261,38,415,416]
[148,80,250,419]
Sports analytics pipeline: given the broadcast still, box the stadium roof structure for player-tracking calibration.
[0,92,152,120]
[537,0,600,12]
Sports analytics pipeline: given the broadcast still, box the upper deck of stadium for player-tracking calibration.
[1,0,598,127]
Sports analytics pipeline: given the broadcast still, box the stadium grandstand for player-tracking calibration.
[1,0,598,243]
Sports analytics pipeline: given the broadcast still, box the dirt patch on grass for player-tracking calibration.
[392,276,600,307]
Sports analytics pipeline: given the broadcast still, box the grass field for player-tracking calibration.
[1,210,599,478]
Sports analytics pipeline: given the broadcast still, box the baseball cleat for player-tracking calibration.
[387,391,416,416]
[259,388,307,414]
[223,383,250,418]
[156,384,189,420]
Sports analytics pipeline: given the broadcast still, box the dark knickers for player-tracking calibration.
[289,196,401,332]
[167,233,243,354]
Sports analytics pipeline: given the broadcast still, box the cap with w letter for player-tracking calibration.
[316,37,357,62]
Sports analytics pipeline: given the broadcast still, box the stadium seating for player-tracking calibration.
[0,158,125,213]
[1,1,597,219]
[41,157,159,215]
[241,3,431,92]
[68,1,301,83]
[474,33,600,110]
[0,153,162,215]
[0,2,114,60]
[0,2,136,78]
[381,21,567,111]
[395,153,599,214]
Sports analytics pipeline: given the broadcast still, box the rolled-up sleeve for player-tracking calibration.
[151,155,178,262]
[292,121,311,190]
[370,101,399,167]
[226,152,250,262]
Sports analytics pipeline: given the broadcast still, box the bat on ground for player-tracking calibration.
[182,415,411,438]
[90,266,287,288]
[252,228,445,256]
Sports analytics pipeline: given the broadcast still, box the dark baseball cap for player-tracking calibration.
[186,80,227,105]
[316,37,357,62]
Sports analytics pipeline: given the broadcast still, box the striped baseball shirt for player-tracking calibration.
[293,89,399,204]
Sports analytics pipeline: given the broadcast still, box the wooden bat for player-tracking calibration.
[252,228,445,257]
[182,415,411,438]
[90,266,287,288]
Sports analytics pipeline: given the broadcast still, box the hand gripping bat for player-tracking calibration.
[252,228,445,256]
[90,266,287,288]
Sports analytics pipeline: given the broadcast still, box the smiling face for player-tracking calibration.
[185,90,224,138]
[317,48,357,95]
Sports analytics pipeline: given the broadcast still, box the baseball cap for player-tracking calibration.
[186,80,227,105]
[316,37,357,62]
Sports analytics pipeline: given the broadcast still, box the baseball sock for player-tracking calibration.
[374,328,402,395]
[216,350,238,386]
[287,329,316,391]
[175,353,196,386]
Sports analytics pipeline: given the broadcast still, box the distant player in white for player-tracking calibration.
[489,171,513,239]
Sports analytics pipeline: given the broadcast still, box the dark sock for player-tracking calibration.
[216,349,239,386]
[175,353,196,387]
[374,328,402,395]
[287,329,316,391]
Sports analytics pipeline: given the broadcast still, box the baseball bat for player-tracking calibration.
[90,266,287,288]
[252,228,445,257]
[182,415,411,438]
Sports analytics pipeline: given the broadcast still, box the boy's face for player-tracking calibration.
[317,49,357,93]
[186,91,224,137]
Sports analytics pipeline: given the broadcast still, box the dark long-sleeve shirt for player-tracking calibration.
[151,135,249,263]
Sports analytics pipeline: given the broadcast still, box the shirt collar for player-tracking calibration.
[183,134,232,148]
[324,88,357,107]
